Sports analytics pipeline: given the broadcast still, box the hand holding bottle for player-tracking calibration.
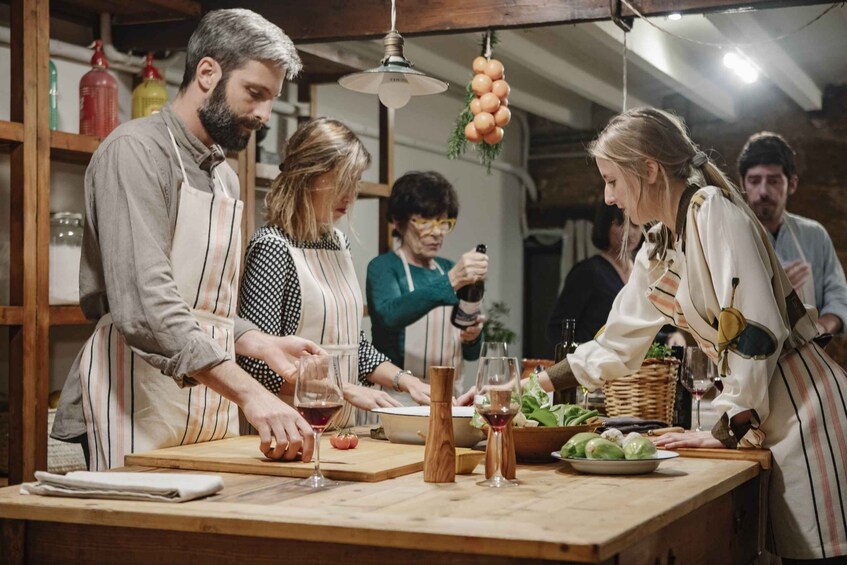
[448,247,489,290]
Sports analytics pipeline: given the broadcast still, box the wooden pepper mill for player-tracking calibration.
[485,422,516,480]
[424,366,456,483]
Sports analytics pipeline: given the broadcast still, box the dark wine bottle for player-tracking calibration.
[450,243,487,328]
[552,319,577,405]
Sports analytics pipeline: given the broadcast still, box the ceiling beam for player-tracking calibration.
[497,29,652,112]
[113,0,835,50]
[582,21,738,121]
[706,13,822,111]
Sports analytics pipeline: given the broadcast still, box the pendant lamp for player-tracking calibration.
[338,0,448,109]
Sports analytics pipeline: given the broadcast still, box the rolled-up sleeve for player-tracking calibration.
[566,245,666,391]
[88,136,228,384]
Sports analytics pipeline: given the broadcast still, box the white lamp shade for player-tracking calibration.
[339,65,448,98]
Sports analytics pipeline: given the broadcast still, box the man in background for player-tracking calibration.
[738,131,847,336]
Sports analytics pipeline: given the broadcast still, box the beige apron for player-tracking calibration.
[268,229,362,427]
[784,219,817,308]
[386,249,463,405]
[78,128,242,471]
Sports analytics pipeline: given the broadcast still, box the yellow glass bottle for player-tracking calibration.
[132,53,168,119]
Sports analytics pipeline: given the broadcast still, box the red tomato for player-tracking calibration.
[331,430,358,450]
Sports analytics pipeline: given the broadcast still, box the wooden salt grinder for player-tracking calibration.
[485,424,516,480]
[424,366,456,483]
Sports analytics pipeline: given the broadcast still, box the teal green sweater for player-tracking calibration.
[366,252,482,368]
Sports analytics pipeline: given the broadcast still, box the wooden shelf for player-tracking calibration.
[49,306,93,326]
[252,161,389,197]
[0,120,24,152]
[50,131,100,165]
[0,306,24,326]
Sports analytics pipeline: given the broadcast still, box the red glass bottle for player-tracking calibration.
[79,40,118,139]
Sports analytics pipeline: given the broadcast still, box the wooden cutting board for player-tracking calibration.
[125,435,444,482]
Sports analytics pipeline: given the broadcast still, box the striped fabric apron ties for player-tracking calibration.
[78,127,242,471]
[387,249,463,405]
[274,230,363,428]
[647,264,847,559]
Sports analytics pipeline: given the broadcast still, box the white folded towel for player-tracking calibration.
[20,471,223,503]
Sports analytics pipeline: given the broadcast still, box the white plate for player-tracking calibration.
[551,449,680,475]
[371,406,485,447]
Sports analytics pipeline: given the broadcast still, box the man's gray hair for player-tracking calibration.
[180,8,302,91]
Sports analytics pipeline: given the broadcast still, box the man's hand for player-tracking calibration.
[343,383,403,410]
[237,332,324,383]
[193,360,315,462]
[783,259,812,295]
[460,315,486,343]
[448,248,489,290]
[240,387,315,461]
[651,430,723,450]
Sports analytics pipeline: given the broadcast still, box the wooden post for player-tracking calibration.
[8,0,49,485]
[377,103,393,255]
[423,366,456,483]
[237,132,257,261]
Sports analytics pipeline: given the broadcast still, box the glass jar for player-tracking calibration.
[49,212,84,305]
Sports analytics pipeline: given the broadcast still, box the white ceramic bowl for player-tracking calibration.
[372,406,486,448]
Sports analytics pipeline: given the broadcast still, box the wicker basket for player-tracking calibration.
[603,358,680,423]
[0,409,87,475]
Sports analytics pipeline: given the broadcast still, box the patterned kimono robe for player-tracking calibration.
[568,185,847,560]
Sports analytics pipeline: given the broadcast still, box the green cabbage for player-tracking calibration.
[585,438,626,460]
[623,436,658,460]
[559,432,600,459]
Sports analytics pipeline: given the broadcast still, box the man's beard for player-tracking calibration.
[198,79,262,151]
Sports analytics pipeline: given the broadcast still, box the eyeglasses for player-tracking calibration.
[409,217,456,236]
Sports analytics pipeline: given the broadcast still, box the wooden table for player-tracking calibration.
[0,451,769,564]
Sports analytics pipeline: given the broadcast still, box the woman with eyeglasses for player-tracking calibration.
[366,171,488,404]
[237,118,429,428]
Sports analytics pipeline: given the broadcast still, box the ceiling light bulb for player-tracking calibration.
[668,13,682,20]
[723,52,740,69]
[378,74,411,109]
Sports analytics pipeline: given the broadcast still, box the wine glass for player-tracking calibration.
[480,342,508,358]
[679,347,718,432]
[474,356,521,488]
[294,354,345,488]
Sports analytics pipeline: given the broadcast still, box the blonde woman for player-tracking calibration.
[237,118,430,427]
[531,108,845,562]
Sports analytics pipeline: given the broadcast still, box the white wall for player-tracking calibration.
[0,47,527,397]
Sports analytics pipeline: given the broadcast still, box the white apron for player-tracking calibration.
[387,250,463,404]
[785,219,817,308]
[273,229,363,428]
[78,128,242,471]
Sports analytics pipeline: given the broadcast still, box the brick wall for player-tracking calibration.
[528,86,847,365]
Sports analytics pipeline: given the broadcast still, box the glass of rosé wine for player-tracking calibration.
[474,356,521,488]
[294,353,345,488]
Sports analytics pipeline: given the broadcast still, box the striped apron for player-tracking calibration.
[647,263,847,560]
[271,230,363,428]
[386,249,463,405]
[78,127,241,471]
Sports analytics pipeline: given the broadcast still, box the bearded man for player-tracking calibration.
[52,9,319,470]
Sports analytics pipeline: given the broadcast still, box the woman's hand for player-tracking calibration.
[402,375,432,405]
[454,385,476,406]
[342,383,403,410]
[448,248,489,290]
[459,315,486,343]
[651,430,724,449]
